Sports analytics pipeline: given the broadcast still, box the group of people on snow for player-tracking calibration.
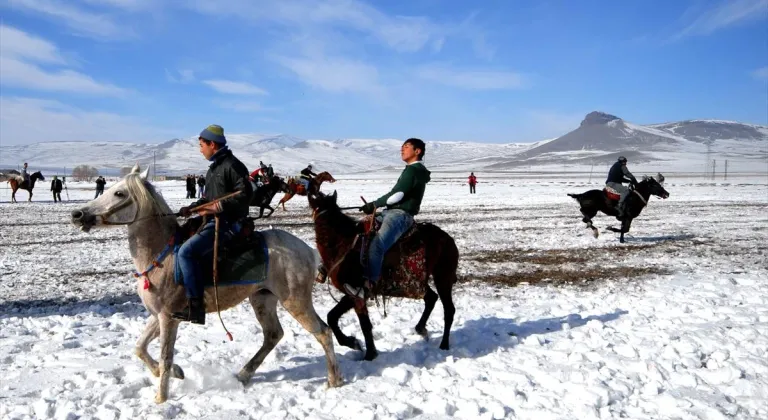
[18,125,639,324]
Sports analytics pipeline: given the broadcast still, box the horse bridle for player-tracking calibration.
[94,196,176,226]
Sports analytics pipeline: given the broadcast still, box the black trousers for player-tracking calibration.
[469,184,476,194]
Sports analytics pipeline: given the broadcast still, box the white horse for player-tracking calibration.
[70,164,342,403]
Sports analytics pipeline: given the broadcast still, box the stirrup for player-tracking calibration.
[172,299,206,325]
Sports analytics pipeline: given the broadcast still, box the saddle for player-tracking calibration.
[354,218,428,299]
[175,217,268,288]
[603,185,621,201]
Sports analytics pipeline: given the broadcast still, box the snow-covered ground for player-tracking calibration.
[1,173,767,420]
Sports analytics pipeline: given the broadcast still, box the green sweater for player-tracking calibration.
[373,162,431,215]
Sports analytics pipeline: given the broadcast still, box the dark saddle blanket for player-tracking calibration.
[358,221,428,299]
[174,217,269,288]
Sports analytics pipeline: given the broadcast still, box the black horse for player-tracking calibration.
[249,175,289,218]
[567,174,669,243]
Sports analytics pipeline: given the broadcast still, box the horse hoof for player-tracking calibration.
[236,370,253,385]
[327,375,345,388]
[439,342,450,351]
[172,364,185,380]
[155,393,167,404]
[415,327,429,341]
[592,230,599,238]
[364,351,378,361]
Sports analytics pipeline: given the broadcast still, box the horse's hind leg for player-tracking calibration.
[134,315,184,379]
[237,290,283,384]
[581,208,599,238]
[354,299,378,361]
[155,314,181,404]
[433,252,458,350]
[282,297,343,388]
[414,286,438,340]
[327,295,362,350]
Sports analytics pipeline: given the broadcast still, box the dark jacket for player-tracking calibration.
[190,147,253,221]
[300,167,316,180]
[95,178,106,190]
[197,177,205,187]
[606,161,637,185]
[373,162,431,216]
[51,179,63,192]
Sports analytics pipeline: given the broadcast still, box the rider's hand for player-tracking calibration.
[178,206,192,217]
[360,202,375,214]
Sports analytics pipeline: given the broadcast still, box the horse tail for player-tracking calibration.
[567,193,582,200]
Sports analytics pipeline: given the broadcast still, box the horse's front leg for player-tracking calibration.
[620,218,633,243]
[353,299,378,361]
[155,314,181,404]
[327,295,362,350]
[135,315,184,379]
[580,209,599,238]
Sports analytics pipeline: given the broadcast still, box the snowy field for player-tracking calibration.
[1,172,767,420]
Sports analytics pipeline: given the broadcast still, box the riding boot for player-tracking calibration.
[172,297,206,324]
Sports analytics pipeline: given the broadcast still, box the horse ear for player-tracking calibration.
[139,166,150,181]
[331,190,337,201]
[131,163,141,174]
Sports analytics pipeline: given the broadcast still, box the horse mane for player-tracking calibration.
[319,200,359,238]
[123,173,173,218]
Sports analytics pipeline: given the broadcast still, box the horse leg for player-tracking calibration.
[265,205,275,218]
[414,286,438,340]
[353,299,378,361]
[620,218,633,243]
[282,297,344,388]
[155,314,181,404]
[327,295,362,350]
[435,278,456,351]
[28,190,32,202]
[134,315,184,379]
[581,208,599,238]
[237,290,283,384]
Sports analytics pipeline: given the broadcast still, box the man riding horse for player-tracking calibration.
[172,124,254,324]
[606,156,638,218]
[299,164,317,191]
[21,162,30,187]
[345,138,430,298]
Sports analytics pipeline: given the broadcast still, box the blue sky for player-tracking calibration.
[0,0,766,146]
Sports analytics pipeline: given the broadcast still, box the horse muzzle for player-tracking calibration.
[71,209,97,232]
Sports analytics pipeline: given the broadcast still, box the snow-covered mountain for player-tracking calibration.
[2,112,765,175]
[486,112,767,172]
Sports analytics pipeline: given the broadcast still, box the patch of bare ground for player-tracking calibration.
[459,266,670,287]
[464,243,662,265]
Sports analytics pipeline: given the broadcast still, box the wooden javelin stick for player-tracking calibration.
[186,190,243,215]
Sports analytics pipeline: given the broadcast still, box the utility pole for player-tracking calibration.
[724,160,728,181]
[712,159,716,180]
[153,151,156,182]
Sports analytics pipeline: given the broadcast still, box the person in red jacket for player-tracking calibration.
[468,172,477,194]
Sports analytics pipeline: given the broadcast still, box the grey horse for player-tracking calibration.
[70,164,343,403]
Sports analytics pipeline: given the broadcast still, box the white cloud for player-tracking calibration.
[273,54,384,95]
[213,100,264,113]
[0,97,174,145]
[416,65,527,90]
[0,24,66,64]
[6,0,132,39]
[671,0,768,40]
[752,66,768,81]
[0,25,128,96]
[202,80,268,95]
[165,68,195,84]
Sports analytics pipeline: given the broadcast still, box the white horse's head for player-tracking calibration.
[71,164,171,232]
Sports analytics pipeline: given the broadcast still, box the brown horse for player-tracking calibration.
[9,171,45,202]
[308,190,459,361]
[278,171,336,211]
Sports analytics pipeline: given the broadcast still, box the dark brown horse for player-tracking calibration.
[278,171,336,211]
[9,171,45,202]
[308,190,459,361]
[567,174,669,243]
[250,175,290,218]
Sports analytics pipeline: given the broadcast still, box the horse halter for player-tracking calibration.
[95,196,174,226]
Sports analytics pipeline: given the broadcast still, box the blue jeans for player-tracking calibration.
[366,209,414,284]
[177,218,235,298]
